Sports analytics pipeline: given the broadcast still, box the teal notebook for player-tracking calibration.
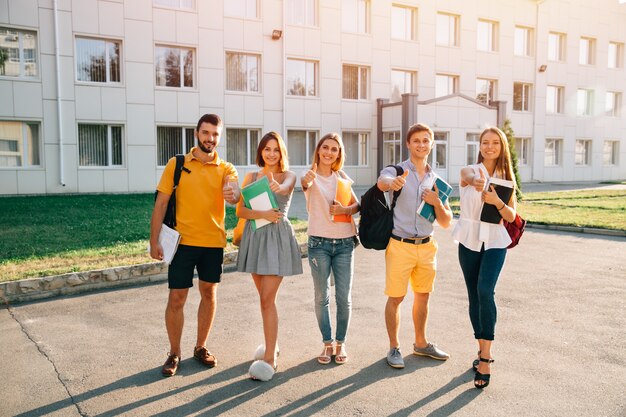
[417,176,453,223]
[241,176,279,231]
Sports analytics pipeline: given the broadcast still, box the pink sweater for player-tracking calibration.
[304,172,356,238]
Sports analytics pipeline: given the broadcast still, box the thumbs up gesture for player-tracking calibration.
[330,199,346,216]
[472,169,486,192]
[390,170,409,192]
[222,175,237,203]
[302,163,318,189]
[267,171,281,193]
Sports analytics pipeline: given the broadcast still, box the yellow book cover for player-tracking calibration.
[333,176,353,223]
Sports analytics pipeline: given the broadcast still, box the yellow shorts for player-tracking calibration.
[385,237,438,297]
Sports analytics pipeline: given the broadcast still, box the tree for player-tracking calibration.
[501,118,523,201]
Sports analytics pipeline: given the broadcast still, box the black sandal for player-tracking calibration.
[474,357,494,389]
[472,350,481,372]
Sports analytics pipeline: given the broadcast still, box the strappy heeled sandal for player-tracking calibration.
[472,350,481,372]
[317,344,333,365]
[335,344,348,364]
[474,357,495,389]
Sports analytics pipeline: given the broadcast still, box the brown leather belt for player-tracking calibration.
[391,234,431,245]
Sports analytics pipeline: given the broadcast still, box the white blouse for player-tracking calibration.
[452,163,512,251]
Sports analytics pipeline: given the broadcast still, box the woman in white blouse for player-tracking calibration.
[452,126,517,389]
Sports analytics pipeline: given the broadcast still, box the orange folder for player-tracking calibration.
[333,177,353,223]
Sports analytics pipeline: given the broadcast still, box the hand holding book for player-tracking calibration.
[480,177,514,224]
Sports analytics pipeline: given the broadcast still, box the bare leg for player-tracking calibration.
[413,292,430,348]
[476,339,493,387]
[196,281,218,348]
[165,288,189,356]
[252,273,283,365]
[385,296,404,348]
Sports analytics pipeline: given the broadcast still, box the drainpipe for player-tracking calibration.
[281,1,286,141]
[531,0,546,183]
[53,0,65,186]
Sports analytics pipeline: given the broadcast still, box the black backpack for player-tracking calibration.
[156,154,185,229]
[358,165,404,250]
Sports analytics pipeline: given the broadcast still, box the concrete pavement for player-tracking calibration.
[2,226,625,417]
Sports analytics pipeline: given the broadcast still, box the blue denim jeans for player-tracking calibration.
[308,236,355,344]
[458,243,507,341]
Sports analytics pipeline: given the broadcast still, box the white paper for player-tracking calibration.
[249,192,274,229]
[148,224,181,265]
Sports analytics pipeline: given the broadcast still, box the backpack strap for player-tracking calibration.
[390,165,404,209]
[172,154,185,190]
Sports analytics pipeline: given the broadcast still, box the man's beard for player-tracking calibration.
[197,140,214,154]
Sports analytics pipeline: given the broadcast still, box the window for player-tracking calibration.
[155,45,194,88]
[390,69,416,102]
[579,37,595,65]
[157,126,194,166]
[226,128,260,166]
[287,0,316,26]
[226,52,260,93]
[435,74,458,97]
[466,133,480,165]
[515,137,531,166]
[476,78,497,104]
[78,124,123,167]
[391,4,417,41]
[544,138,562,166]
[575,139,592,166]
[436,12,459,46]
[153,0,195,9]
[606,92,621,117]
[224,0,257,18]
[546,85,564,114]
[477,19,497,52]
[513,82,532,111]
[0,27,38,77]
[548,32,566,62]
[342,64,368,100]
[428,132,448,170]
[287,130,317,166]
[342,132,368,166]
[286,59,317,97]
[383,131,402,166]
[577,89,593,116]
[75,37,121,83]
[514,26,532,57]
[608,42,624,69]
[0,121,40,167]
[603,140,619,166]
[341,0,370,34]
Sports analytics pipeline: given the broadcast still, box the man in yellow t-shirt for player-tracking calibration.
[149,114,240,377]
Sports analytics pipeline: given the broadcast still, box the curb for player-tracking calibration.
[524,223,626,237]
[1,244,309,305]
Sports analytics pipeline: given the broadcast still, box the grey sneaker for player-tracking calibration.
[413,342,450,361]
[386,347,405,369]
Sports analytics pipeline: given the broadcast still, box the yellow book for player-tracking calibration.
[334,176,353,223]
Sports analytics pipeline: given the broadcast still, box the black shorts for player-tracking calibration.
[168,245,224,289]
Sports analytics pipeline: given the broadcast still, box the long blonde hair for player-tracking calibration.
[477,127,515,183]
[312,133,345,172]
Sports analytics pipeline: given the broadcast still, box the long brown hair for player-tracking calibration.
[312,133,345,172]
[477,126,515,183]
[256,131,289,172]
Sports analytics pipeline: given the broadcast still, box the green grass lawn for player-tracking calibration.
[1,188,624,282]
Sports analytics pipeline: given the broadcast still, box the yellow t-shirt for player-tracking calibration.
[157,148,238,248]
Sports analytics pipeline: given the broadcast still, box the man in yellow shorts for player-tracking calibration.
[376,123,453,369]
[150,114,240,377]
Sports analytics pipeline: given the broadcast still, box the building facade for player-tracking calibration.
[0,0,624,195]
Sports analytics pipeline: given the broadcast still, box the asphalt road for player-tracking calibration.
[2,226,625,417]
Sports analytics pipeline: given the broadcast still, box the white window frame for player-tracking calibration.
[342,131,369,166]
[603,140,619,166]
[155,45,195,88]
[224,0,258,19]
[226,128,261,166]
[579,37,596,65]
[153,0,196,10]
[514,26,533,57]
[515,137,531,166]
[466,133,480,165]
[608,42,624,69]
[476,78,497,104]
[287,0,317,26]
[286,59,318,97]
[605,91,622,117]
[577,89,593,116]
[287,130,318,166]
[0,120,41,168]
[435,73,459,98]
[75,36,122,84]
[391,4,417,41]
[156,126,195,167]
[477,19,498,52]
[575,139,592,166]
[0,27,38,78]
[342,64,369,100]
[428,132,449,171]
[383,130,402,166]
[78,124,124,168]
[436,12,459,47]
[341,0,370,34]
[225,52,261,93]
[390,69,416,102]
[548,32,566,62]
[513,82,532,112]
[546,85,564,114]
[544,138,562,167]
